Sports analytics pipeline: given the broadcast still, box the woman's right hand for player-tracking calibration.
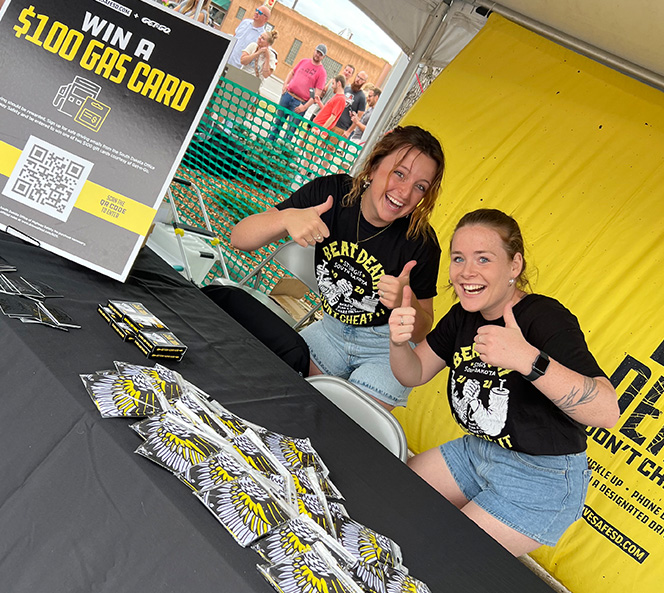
[282,195,333,246]
[389,286,417,346]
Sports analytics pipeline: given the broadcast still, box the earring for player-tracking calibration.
[361,177,371,192]
[508,278,515,286]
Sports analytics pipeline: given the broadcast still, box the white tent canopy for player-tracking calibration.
[350,0,664,161]
[349,0,664,86]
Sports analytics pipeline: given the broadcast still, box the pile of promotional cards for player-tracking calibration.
[82,362,432,593]
[0,262,78,330]
[97,300,187,361]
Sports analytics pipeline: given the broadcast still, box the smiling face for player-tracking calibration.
[256,33,268,47]
[362,147,438,227]
[449,225,523,320]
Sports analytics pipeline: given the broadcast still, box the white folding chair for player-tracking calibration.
[306,375,408,462]
[211,240,321,330]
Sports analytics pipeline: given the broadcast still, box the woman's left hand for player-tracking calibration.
[377,260,417,309]
[474,301,538,374]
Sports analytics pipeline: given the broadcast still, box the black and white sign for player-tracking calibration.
[0,0,231,280]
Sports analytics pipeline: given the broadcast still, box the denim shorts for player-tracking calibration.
[300,314,412,407]
[440,435,592,547]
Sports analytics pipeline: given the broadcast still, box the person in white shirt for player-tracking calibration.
[227,5,271,68]
[240,30,279,84]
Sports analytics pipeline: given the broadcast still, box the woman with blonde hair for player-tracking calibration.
[240,29,278,84]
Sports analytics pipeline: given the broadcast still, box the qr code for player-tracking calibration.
[2,135,93,222]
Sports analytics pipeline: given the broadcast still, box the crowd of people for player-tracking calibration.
[221,6,382,143]
[166,3,383,143]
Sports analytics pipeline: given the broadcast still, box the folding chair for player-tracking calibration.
[306,375,408,462]
[210,240,321,330]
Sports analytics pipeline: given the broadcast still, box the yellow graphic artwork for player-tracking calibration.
[75,97,111,132]
[394,14,664,593]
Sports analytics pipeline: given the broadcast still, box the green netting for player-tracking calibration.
[166,76,361,294]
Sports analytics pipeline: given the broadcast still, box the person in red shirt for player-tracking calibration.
[312,75,346,129]
[299,75,347,174]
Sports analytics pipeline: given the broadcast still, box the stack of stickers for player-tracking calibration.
[0,258,78,331]
[81,362,432,593]
[97,300,187,361]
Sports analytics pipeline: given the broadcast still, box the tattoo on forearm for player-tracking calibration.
[553,377,599,414]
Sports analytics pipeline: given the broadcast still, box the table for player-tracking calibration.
[0,232,553,593]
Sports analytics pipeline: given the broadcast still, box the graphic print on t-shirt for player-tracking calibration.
[450,370,509,436]
[449,342,515,448]
[317,239,386,325]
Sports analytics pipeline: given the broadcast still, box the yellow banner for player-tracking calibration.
[0,140,153,236]
[396,14,664,592]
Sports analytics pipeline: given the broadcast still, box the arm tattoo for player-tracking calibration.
[552,376,599,415]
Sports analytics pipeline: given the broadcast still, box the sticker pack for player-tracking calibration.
[82,361,432,593]
[97,300,187,361]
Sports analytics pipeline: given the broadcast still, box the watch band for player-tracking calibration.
[523,350,550,381]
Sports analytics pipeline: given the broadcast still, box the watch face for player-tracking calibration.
[533,353,550,375]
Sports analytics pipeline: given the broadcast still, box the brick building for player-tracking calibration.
[216,0,392,87]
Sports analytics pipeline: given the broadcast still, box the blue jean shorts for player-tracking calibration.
[440,435,592,547]
[300,314,412,407]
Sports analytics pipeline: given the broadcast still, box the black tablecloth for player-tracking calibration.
[0,233,552,593]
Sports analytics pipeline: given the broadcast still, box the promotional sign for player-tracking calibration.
[397,14,664,593]
[0,0,231,280]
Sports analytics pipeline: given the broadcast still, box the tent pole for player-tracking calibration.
[353,0,664,177]
[352,1,452,173]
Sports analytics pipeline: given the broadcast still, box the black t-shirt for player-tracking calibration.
[426,294,607,455]
[336,87,366,130]
[276,174,441,327]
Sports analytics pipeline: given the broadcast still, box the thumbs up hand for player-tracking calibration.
[284,195,333,247]
[389,285,416,346]
[474,301,537,373]
[377,260,417,309]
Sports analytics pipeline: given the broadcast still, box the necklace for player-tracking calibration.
[356,197,393,244]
